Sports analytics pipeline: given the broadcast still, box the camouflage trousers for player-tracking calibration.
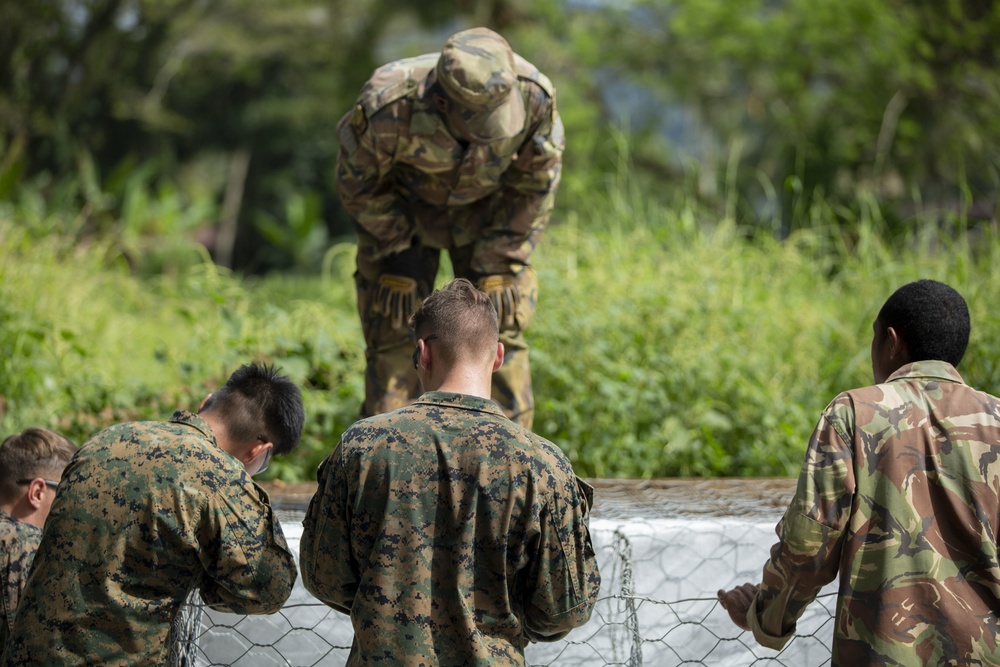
[355,238,537,429]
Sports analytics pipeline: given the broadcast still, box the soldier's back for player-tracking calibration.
[3,416,240,667]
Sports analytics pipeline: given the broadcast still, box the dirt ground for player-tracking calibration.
[261,477,796,519]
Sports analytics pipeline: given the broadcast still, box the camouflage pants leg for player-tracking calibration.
[451,249,538,430]
[355,234,440,420]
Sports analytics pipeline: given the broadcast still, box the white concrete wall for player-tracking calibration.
[191,515,838,666]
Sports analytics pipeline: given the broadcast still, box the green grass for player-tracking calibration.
[529,183,1000,477]
[3,181,1000,480]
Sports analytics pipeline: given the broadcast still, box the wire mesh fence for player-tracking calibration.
[173,480,838,666]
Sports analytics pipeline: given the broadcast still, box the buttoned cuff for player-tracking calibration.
[746,594,795,651]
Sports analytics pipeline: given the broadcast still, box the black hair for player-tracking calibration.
[877,279,970,367]
[200,362,304,455]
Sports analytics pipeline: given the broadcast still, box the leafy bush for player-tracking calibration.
[0,215,362,474]
[2,175,999,480]
[528,177,1000,477]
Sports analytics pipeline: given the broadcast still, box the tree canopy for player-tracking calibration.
[2,0,997,272]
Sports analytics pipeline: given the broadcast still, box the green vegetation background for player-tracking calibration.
[3,0,1000,480]
[4,172,999,480]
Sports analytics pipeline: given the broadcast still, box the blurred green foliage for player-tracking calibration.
[1,1,999,479]
[3,0,998,272]
[587,0,1000,232]
[3,164,999,480]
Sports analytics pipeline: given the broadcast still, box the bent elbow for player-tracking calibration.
[524,598,596,643]
[202,566,297,615]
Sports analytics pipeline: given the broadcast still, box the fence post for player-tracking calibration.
[169,588,204,666]
[613,529,643,666]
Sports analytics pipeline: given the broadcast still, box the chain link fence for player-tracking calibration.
[173,480,838,666]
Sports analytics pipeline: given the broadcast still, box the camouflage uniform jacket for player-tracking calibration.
[300,391,600,666]
[0,512,40,650]
[335,52,565,275]
[1,411,297,667]
[749,360,1000,665]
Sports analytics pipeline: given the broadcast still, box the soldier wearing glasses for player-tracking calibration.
[2,363,304,666]
[0,427,76,648]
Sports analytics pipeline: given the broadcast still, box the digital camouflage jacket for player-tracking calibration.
[335,52,564,276]
[749,360,1000,665]
[300,392,600,666]
[1,411,296,667]
[0,512,40,650]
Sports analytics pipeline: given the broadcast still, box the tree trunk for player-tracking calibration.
[216,148,251,270]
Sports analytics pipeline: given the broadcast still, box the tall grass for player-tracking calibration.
[2,178,999,480]
[530,175,1000,477]
[0,223,363,478]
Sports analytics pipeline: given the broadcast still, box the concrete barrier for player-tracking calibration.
[180,479,838,666]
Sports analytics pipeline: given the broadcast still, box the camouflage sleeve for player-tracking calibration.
[334,103,413,259]
[472,85,565,275]
[197,482,297,615]
[522,476,600,642]
[1,525,41,648]
[300,445,357,615]
[748,396,856,649]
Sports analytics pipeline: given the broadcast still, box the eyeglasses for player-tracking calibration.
[16,478,59,489]
[412,334,438,370]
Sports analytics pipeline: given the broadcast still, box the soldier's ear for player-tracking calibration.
[25,478,48,509]
[886,326,908,361]
[492,342,504,373]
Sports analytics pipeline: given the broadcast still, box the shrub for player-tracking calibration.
[2,179,999,480]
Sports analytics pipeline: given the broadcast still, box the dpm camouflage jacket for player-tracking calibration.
[749,360,1000,666]
[335,52,564,276]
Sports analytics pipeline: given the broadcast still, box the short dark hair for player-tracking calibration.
[877,279,970,367]
[0,428,77,504]
[200,363,304,455]
[408,278,499,363]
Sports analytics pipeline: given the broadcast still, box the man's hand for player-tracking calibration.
[476,274,519,330]
[717,582,759,631]
[371,274,418,330]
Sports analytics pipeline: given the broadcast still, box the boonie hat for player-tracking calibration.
[435,27,526,142]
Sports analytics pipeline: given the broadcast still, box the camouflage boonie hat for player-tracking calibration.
[436,27,526,142]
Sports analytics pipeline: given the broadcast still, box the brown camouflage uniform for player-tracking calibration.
[1,411,297,667]
[336,30,563,429]
[300,391,600,666]
[749,360,1000,665]
[0,512,40,650]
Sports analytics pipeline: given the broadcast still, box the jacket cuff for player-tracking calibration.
[747,594,795,651]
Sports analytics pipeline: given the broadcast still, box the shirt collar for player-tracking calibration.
[0,508,41,533]
[411,391,508,417]
[410,74,448,137]
[167,410,254,476]
[168,410,216,442]
[885,359,965,385]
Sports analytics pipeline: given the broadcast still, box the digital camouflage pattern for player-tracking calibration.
[1,411,297,667]
[0,512,41,650]
[300,391,601,666]
[338,39,563,430]
[749,360,1000,665]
